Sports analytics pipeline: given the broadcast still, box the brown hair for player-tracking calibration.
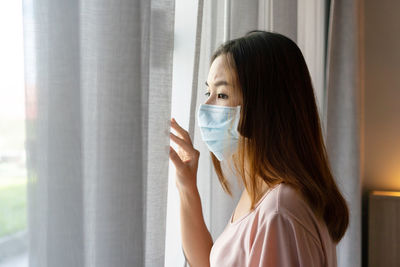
[209,30,349,243]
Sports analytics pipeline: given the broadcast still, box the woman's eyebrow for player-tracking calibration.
[205,80,229,87]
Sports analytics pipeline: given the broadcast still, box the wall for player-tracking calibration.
[363,0,400,265]
[363,0,400,193]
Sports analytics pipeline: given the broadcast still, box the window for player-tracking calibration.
[164,0,199,266]
[0,1,28,266]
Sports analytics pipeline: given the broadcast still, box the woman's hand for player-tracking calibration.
[169,118,200,193]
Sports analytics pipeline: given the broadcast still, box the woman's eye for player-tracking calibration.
[218,93,228,99]
[204,92,228,99]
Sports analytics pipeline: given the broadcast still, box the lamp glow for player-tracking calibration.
[371,190,400,197]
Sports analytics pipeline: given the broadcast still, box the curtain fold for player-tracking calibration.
[325,0,362,267]
[23,0,175,266]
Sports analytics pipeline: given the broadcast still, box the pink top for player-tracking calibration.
[209,183,337,267]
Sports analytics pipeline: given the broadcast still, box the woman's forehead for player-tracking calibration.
[207,54,242,105]
[207,55,234,86]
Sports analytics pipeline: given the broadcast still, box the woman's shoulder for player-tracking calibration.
[257,183,322,239]
[258,183,308,214]
[247,183,334,267]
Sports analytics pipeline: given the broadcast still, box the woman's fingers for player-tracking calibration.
[168,119,200,191]
[169,146,184,169]
[170,132,194,154]
[170,118,193,145]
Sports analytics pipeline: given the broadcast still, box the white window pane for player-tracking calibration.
[164,0,199,266]
[0,1,28,266]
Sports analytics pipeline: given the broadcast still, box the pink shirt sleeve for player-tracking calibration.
[248,211,324,267]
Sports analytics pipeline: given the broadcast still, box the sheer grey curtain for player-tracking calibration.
[189,1,362,267]
[325,0,363,266]
[22,0,174,266]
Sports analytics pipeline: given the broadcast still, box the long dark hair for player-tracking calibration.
[209,30,349,243]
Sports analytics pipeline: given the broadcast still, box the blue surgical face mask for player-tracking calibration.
[197,103,241,161]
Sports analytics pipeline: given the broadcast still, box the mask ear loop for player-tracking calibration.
[221,106,240,162]
[221,105,241,175]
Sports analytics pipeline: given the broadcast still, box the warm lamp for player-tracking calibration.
[368,190,400,267]
[371,190,400,197]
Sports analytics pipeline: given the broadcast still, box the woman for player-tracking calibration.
[169,30,349,267]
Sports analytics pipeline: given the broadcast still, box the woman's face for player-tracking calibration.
[204,55,242,107]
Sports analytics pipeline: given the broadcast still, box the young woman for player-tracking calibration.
[169,30,349,267]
